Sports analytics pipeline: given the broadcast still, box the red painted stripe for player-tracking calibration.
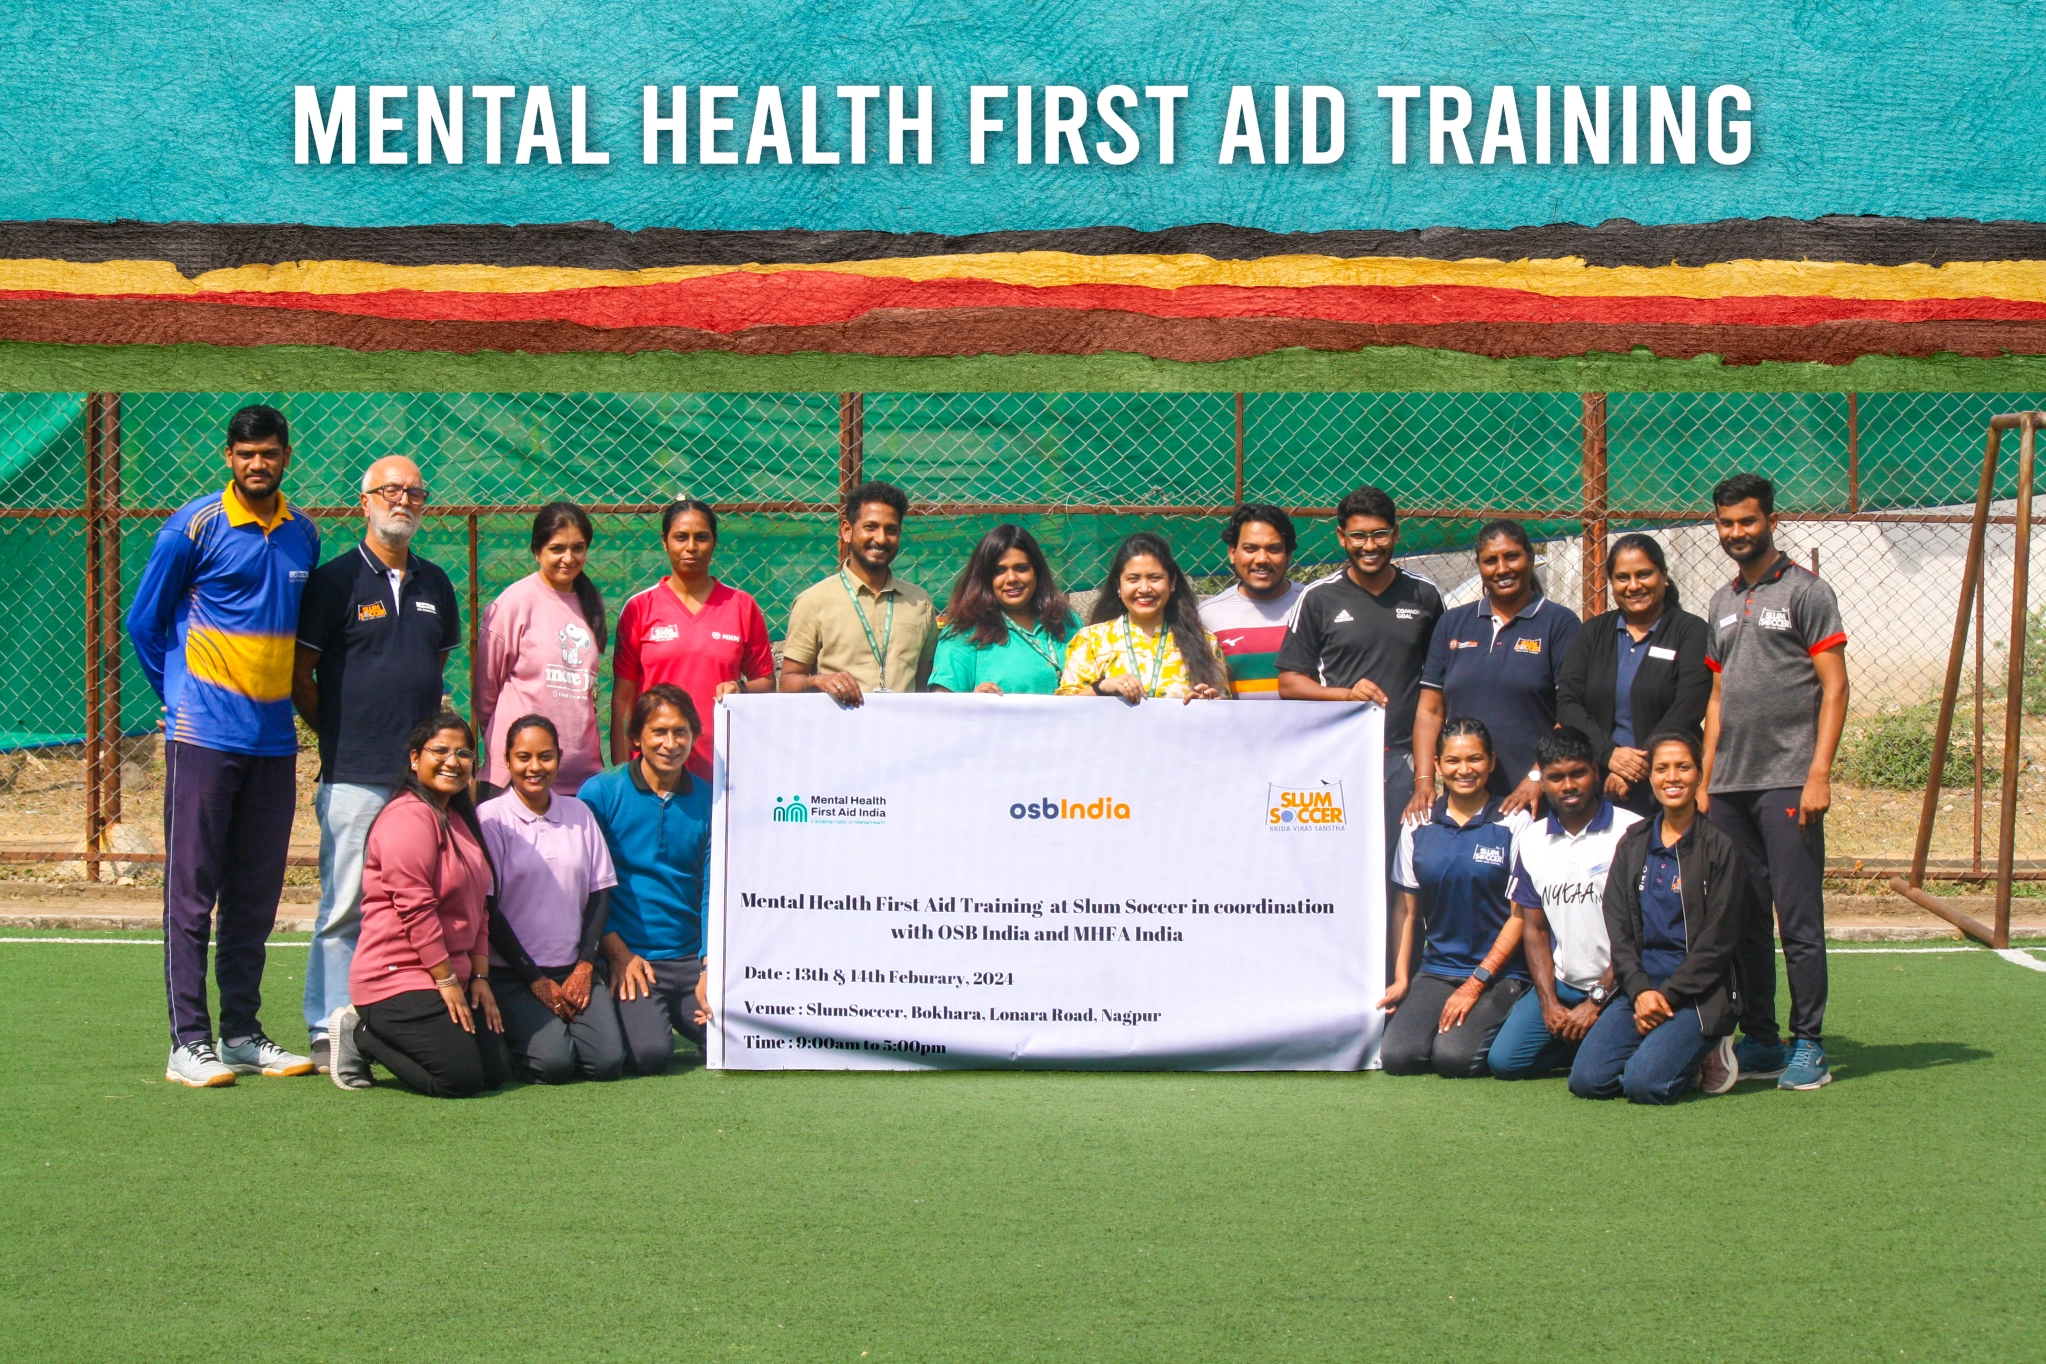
[9,275,2046,332]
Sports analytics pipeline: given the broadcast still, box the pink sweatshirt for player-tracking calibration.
[474,572,605,793]
[350,791,494,1007]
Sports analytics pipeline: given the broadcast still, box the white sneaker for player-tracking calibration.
[219,1033,315,1078]
[1698,1034,1740,1096]
[166,1040,237,1088]
[327,1006,373,1090]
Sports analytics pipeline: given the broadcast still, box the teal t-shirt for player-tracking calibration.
[928,619,1070,695]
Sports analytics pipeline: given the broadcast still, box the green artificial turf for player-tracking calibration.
[0,937,2041,1362]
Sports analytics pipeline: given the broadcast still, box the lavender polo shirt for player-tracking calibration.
[477,790,618,970]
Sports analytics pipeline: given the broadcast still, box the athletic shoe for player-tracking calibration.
[1778,1039,1833,1090]
[165,1040,237,1088]
[327,1006,373,1090]
[1734,1036,1789,1080]
[1698,1035,1740,1095]
[219,1034,316,1078]
[310,1037,331,1075]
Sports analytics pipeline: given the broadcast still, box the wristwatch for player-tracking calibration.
[1586,984,1613,1008]
[1471,965,1494,985]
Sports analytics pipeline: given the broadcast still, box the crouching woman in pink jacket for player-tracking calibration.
[328,711,507,1097]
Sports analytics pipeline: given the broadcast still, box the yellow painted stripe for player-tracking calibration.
[10,252,2046,302]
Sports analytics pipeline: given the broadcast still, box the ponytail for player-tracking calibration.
[531,501,607,653]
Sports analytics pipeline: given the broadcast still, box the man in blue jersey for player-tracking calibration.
[128,405,322,1088]
[579,683,713,1074]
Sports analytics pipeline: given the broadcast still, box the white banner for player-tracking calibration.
[706,694,1384,1071]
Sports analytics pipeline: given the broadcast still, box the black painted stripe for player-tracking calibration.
[6,215,2046,274]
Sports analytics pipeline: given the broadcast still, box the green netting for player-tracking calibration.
[0,387,2038,751]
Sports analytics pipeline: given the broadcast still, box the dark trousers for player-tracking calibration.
[497,971,628,1084]
[1383,751,1416,986]
[614,956,706,1075]
[1568,992,1711,1105]
[161,741,296,1046]
[1380,972,1528,1077]
[356,990,509,1098]
[1708,787,1828,1042]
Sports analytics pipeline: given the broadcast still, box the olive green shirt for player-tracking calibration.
[784,569,940,692]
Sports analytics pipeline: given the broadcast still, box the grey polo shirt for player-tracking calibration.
[1704,556,1846,793]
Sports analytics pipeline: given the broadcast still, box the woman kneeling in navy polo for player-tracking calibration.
[1380,718,1533,1078]
[1569,731,1748,1104]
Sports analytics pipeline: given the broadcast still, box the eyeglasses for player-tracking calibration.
[366,484,428,506]
[1342,529,1396,547]
[421,744,475,763]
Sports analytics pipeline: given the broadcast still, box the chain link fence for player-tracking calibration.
[0,389,2038,889]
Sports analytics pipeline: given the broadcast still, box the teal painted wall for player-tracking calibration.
[3,0,2042,234]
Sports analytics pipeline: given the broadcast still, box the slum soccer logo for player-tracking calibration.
[1267,783,1346,831]
[772,796,810,823]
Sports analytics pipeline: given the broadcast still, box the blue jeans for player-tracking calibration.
[1568,990,1712,1105]
[303,782,394,1040]
[1488,981,1588,1079]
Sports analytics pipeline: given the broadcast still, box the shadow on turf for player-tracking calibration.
[1817,1037,1992,1082]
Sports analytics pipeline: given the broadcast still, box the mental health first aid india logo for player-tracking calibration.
[1268,784,1345,831]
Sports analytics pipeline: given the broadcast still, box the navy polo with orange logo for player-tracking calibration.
[1420,595,1581,789]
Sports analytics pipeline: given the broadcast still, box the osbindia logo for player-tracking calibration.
[1010,796,1132,821]
[1268,783,1345,831]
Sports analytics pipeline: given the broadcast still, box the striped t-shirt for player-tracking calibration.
[1198,581,1303,699]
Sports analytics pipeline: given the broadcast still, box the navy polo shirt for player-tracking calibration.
[1392,798,1533,981]
[1421,595,1581,788]
[1639,816,1689,983]
[1612,613,1668,749]
[296,543,461,784]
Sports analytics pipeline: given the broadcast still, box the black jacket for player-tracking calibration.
[1601,812,1752,1036]
[1555,606,1712,772]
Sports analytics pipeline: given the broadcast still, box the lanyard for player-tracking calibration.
[1011,621,1064,676]
[1121,618,1171,697]
[839,569,895,684]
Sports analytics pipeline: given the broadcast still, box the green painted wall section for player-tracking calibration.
[10,342,2046,394]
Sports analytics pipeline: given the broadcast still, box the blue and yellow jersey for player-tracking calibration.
[126,485,321,756]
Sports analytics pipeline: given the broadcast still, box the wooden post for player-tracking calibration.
[1579,393,1609,617]
[1994,416,2037,949]
[1233,393,1246,506]
[838,393,865,505]
[1891,411,2014,947]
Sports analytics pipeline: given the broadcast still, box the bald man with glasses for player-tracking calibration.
[292,456,462,1070]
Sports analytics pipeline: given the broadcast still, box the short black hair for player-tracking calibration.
[842,480,909,523]
[1712,472,1775,515]
[1336,486,1397,528]
[1535,727,1601,774]
[1222,503,1297,552]
[227,404,289,448]
[631,682,701,738]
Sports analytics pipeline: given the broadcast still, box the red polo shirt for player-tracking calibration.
[613,579,774,776]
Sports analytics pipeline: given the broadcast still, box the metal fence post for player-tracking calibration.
[1233,393,1246,506]
[466,512,480,712]
[82,392,123,881]
[839,393,865,504]
[1579,393,1609,617]
[1846,391,1861,513]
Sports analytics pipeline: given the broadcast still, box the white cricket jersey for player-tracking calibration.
[1506,801,1643,991]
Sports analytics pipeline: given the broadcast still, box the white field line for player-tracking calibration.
[0,938,311,946]
[1995,948,2046,973]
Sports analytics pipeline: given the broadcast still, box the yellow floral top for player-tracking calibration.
[1056,618,1228,699]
